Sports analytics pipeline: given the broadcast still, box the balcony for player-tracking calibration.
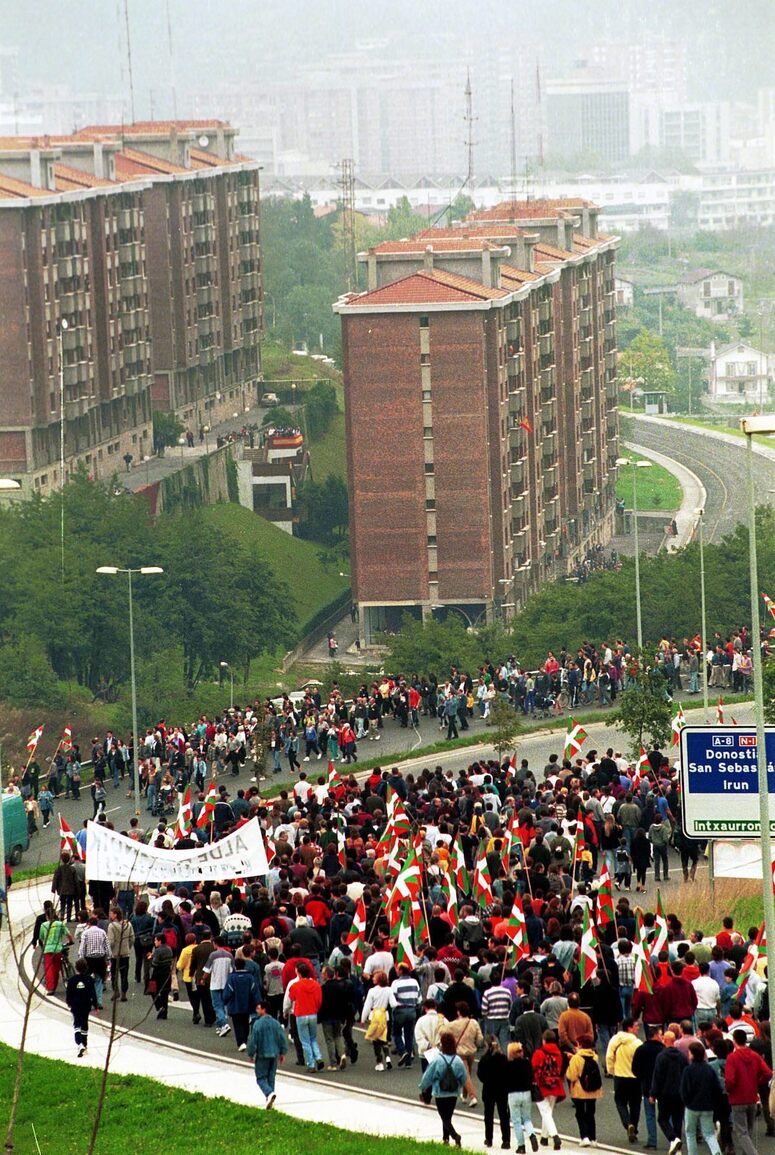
[542,431,558,461]
[579,335,593,360]
[541,398,556,428]
[583,461,596,483]
[121,310,141,335]
[508,389,526,417]
[605,318,616,341]
[117,207,139,231]
[195,253,215,276]
[119,240,141,265]
[57,256,80,281]
[605,349,617,372]
[581,366,594,393]
[507,317,522,344]
[512,494,527,521]
[512,528,529,557]
[538,299,552,323]
[581,398,594,422]
[63,363,87,389]
[510,457,526,488]
[193,223,211,245]
[120,273,144,297]
[64,395,90,419]
[197,283,216,305]
[192,192,209,214]
[543,465,558,491]
[582,429,596,453]
[124,375,148,398]
[578,304,592,329]
[507,351,524,378]
[55,222,72,244]
[539,332,553,359]
[61,328,79,352]
[509,426,526,452]
[198,313,218,337]
[539,366,555,393]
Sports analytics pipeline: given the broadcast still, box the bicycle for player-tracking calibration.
[61,944,74,982]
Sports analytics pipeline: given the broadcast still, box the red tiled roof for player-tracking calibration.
[53,162,114,190]
[344,268,510,307]
[500,263,539,285]
[416,224,522,240]
[114,147,187,177]
[0,173,51,199]
[468,198,593,221]
[188,147,221,168]
[370,237,505,255]
[76,120,229,138]
[534,241,574,261]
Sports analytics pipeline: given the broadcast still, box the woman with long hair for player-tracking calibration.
[419,1031,467,1147]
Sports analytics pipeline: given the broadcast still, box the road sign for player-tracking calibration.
[679,725,775,838]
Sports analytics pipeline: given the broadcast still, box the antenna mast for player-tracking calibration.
[535,58,544,170]
[338,158,357,292]
[123,0,136,123]
[166,0,178,119]
[509,78,518,213]
[463,69,476,191]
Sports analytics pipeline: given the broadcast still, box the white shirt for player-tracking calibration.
[692,975,720,1010]
[364,949,394,978]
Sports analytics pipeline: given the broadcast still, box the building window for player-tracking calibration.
[422,388,432,401]
[427,535,437,547]
[425,499,436,510]
[420,316,429,328]
[424,462,434,475]
[423,426,433,438]
[420,353,430,365]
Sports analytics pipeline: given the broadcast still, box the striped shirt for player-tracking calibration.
[617,954,636,986]
[390,976,421,1009]
[481,985,513,1020]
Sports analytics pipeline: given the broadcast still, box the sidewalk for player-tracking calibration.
[623,438,706,551]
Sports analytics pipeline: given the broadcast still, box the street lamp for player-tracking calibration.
[220,661,234,710]
[616,457,652,651]
[741,415,775,1034]
[695,508,709,718]
[96,565,164,815]
[58,317,69,583]
[0,480,20,887]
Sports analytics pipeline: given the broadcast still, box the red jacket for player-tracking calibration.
[660,976,698,1021]
[532,1043,566,1100]
[289,976,322,1018]
[725,1045,772,1105]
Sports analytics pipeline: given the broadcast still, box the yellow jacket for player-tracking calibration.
[606,1030,642,1077]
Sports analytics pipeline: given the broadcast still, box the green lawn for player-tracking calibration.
[658,415,775,446]
[0,1042,456,1155]
[615,448,684,512]
[199,504,348,633]
[309,410,347,482]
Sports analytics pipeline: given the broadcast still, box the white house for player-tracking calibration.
[615,277,634,307]
[676,269,744,320]
[708,341,771,406]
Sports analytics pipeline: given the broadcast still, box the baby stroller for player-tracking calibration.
[533,673,556,718]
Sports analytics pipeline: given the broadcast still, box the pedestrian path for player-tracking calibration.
[623,439,706,551]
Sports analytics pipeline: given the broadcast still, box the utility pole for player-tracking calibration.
[509,79,518,215]
[123,0,136,123]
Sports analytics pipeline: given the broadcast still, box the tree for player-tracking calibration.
[488,695,520,762]
[297,474,349,544]
[261,406,296,428]
[304,380,338,441]
[384,616,483,676]
[382,196,429,241]
[152,410,184,451]
[613,661,673,754]
[619,329,676,396]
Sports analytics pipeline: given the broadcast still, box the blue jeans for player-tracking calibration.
[255,1056,278,1099]
[619,984,634,1020]
[597,1023,614,1060]
[146,784,157,812]
[508,1090,536,1148]
[483,1018,511,1055]
[211,987,227,1028]
[392,1007,416,1059]
[643,1095,657,1147]
[684,1108,721,1155]
[296,1014,321,1068]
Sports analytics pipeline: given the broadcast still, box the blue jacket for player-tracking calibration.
[223,970,261,1016]
[419,1053,467,1099]
[247,1013,289,1061]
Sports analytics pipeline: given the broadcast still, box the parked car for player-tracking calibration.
[260,392,279,407]
[2,795,29,864]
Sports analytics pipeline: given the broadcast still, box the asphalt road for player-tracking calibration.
[623,417,775,544]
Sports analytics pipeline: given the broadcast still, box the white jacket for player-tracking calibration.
[414,1010,442,1056]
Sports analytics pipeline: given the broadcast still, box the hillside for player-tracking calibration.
[200,503,349,631]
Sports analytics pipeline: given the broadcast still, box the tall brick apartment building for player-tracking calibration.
[0,121,262,494]
[334,200,619,643]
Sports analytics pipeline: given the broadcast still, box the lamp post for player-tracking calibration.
[220,661,234,710]
[96,565,164,815]
[0,480,20,889]
[741,415,775,1035]
[616,457,652,652]
[58,317,69,582]
[696,508,709,718]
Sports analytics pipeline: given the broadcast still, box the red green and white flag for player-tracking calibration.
[386,787,411,836]
[195,778,219,829]
[763,592,775,620]
[174,786,193,838]
[652,890,669,957]
[411,897,427,940]
[450,836,469,895]
[337,825,347,870]
[736,922,766,995]
[472,842,494,909]
[26,725,44,753]
[440,869,458,928]
[671,703,686,747]
[345,897,367,971]
[384,832,405,879]
[572,824,587,867]
[327,759,341,788]
[578,905,598,985]
[505,753,517,779]
[636,746,650,776]
[595,864,615,928]
[385,844,422,910]
[61,725,73,752]
[564,718,587,760]
[394,900,417,970]
[59,814,84,861]
[716,697,724,725]
[634,909,654,994]
[503,894,530,961]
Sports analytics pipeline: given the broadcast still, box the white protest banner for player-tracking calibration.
[85,817,269,884]
[712,839,775,882]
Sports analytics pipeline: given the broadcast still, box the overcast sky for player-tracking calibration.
[2,0,774,116]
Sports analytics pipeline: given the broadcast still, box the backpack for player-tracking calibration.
[539,1048,561,1084]
[438,1057,459,1094]
[578,1054,602,1094]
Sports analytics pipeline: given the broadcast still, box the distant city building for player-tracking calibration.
[676,269,743,320]
[660,102,731,164]
[0,120,262,494]
[334,200,619,643]
[615,277,634,308]
[708,340,771,406]
[545,72,631,164]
